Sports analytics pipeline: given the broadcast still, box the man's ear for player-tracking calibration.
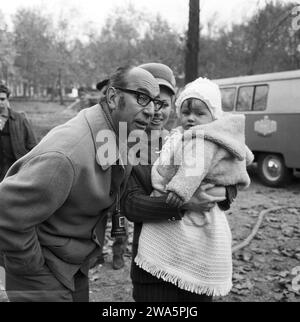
[106,87,119,111]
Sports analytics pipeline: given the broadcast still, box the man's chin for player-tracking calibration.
[132,124,147,131]
[149,122,163,131]
[129,124,148,134]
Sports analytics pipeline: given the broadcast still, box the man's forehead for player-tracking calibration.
[126,67,159,97]
[0,92,7,98]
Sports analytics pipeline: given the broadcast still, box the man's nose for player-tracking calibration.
[154,108,162,117]
[143,102,155,118]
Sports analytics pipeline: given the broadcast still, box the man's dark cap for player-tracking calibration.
[138,63,176,95]
[96,79,109,91]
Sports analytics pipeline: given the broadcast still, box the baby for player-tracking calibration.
[135,77,254,297]
[164,89,226,216]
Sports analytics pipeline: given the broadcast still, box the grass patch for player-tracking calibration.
[10,101,77,142]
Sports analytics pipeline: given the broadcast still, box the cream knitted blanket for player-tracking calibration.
[135,114,254,296]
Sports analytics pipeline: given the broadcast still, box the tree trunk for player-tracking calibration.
[50,81,56,102]
[58,68,64,106]
[185,0,200,84]
[23,82,27,97]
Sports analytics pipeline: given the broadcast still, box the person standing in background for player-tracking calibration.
[0,84,37,182]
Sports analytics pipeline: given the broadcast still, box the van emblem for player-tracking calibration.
[254,116,277,136]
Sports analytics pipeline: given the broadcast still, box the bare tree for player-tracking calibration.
[185,0,200,84]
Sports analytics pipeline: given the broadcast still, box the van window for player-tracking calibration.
[253,85,268,111]
[220,87,236,111]
[236,86,254,111]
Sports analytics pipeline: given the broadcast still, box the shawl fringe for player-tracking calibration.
[135,255,232,297]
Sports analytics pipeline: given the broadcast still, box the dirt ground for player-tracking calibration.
[88,165,300,302]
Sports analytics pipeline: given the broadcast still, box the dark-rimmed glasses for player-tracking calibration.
[114,87,164,111]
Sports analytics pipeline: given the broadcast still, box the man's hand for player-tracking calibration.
[166,191,184,208]
[181,183,226,213]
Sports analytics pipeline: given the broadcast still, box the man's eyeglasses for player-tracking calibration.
[114,87,164,111]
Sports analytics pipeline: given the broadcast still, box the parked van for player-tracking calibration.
[213,70,300,187]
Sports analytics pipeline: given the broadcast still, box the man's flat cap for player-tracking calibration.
[138,63,176,95]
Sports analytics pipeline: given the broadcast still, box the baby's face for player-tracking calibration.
[180,99,213,130]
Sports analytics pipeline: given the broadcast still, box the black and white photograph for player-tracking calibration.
[0,0,300,305]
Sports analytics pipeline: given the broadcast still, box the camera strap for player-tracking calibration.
[115,188,120,212]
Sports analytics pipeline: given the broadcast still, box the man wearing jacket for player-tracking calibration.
[0,66,160,302]
[0,84,37,182]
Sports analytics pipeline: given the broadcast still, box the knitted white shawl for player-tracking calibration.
[135,114,254,296]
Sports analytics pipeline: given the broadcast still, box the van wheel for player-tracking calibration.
[257,154,292,187]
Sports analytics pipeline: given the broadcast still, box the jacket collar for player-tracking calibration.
[0,107,11,120]
[8,108,16,120]
[84,99,125,171]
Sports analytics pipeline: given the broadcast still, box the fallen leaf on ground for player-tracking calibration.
[254,233,264,240]
[278,271,290,278]
[253,262,263,269]
[233,273,246,281]
[291,275,300,293]
[280,248,294,257]
[231,288,250,296]
[250,246,265,254]
[277,278,290,287]
[255,255,266,263]
[247,209,257,216]
[294,253,300,260]
[90,272,102,282]
[271,249,280,255]
[242,251,253,262]
[291,266,300,276]
[277,236,289,242]
[287,208,299,215]
[267,217,280,223]
[89,267,101,276]
[235,279,254,290]
[242,265,253,272]
[273,257,284,262]
[273,293,284,301]
[253,277,265,282]
[234,284,244,290]
[268,223,281,229]
[280,225,294,238]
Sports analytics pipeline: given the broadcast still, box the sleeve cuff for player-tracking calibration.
[171,208,185,221]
